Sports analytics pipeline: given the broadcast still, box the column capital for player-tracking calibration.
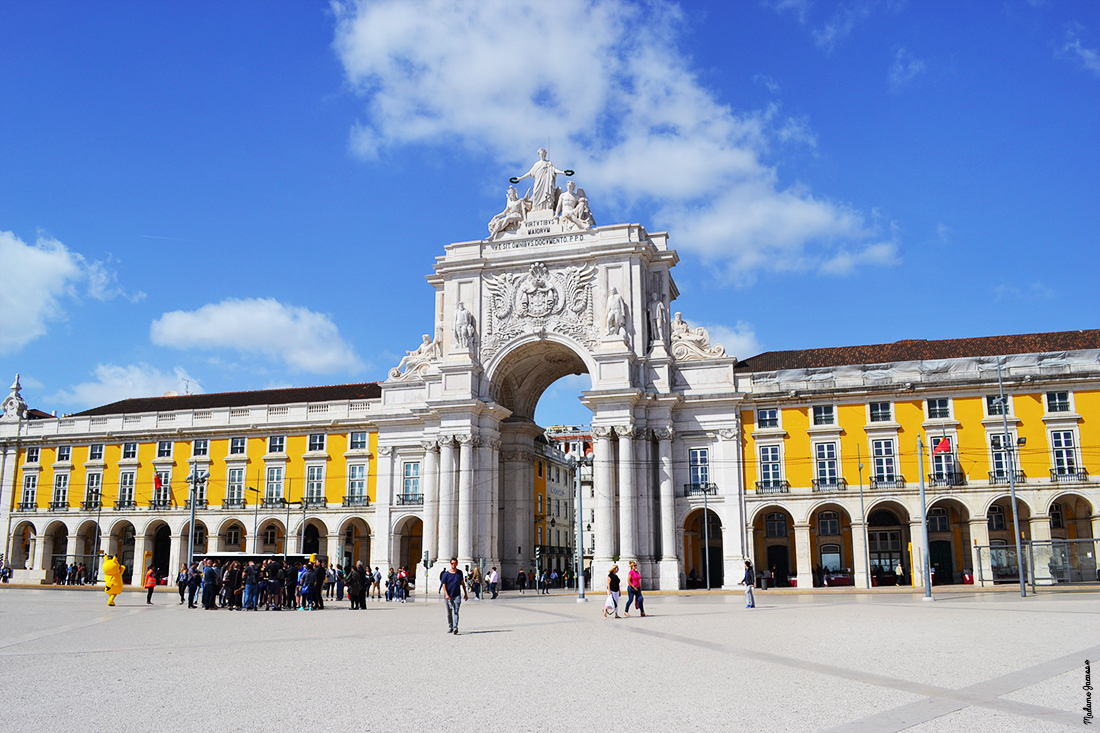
[377,446,394,456]
[591,426,614,439]
[717,428,738,441]
[654,426,674,442]
[613,425,636,439]
[487,437,502,450]
[455,434,475,446]
[437,434,456,448]
[420,440,440,453]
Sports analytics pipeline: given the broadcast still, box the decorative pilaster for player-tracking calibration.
[457,434,476,566]
[794,523,813,589]
[616,425,637,566]
[592,426,616,563]
[421,440,440,563]
[968,518,992,586]
[655,426,678,590]
[372,446,394,570]
[438,436,457,561]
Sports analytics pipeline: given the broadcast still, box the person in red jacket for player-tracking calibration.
[144,566,158,605]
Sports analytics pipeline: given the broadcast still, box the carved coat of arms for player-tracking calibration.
[481,261,596,359]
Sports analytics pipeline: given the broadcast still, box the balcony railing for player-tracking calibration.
[870,476,905,490]
[185,498,208,510]
[988,470,1026,485]
[81,499,101,510]
[343,495,371,507]
[49,500,69,511]
[927,472,965,488]
[115,499,136,510]
[304,496,327,508]
[395,493,424,505]
[150,498,172,510]
[223,497,246,509]
[683,483,718,497]
[17,501,38,512]
[755,480,790,494]
[812,478,848,492]
[1050,468,1089,483]
[261,497,285,508]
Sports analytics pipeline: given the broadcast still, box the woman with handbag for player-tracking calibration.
[604,565,621,618]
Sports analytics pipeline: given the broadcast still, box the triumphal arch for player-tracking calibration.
[381,151,744,589]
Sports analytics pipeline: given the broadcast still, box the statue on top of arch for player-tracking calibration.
[488,149,594,238]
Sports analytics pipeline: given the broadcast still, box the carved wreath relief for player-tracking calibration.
[481,261,597,360]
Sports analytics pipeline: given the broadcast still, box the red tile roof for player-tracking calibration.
[736,329,1100,372]
[74,382,382,417]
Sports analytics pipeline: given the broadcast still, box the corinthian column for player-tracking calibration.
[457,435,476,567]
[438,436,456,561]
[592,426,616,564]
[421,440,440,563]
[655,427,679,589]
[616,425,637,566]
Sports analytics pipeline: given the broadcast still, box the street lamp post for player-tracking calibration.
[247,487,260,553]
[571,453,590,602]
[995,358,1027,598]
[186,469,207,568]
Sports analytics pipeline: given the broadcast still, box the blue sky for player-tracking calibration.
[2,0,1097,427]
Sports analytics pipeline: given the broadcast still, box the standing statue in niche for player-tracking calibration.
[487,185,532,239]
[647,292,667,346]
[555,181,593,231]
[605,288,628,338]
[453,302,477,350]
[510,148,573,212]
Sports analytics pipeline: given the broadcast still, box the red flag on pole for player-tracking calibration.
[154,473,162,489]
[932,437,951,455]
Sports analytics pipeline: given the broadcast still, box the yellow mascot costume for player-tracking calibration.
[103,555,125,607]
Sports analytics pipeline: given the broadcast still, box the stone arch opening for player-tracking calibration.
[44,521,69,583]
[392,515,422,582]
[684,508,722,588]
[926,498,972,585]
[807,502,853,587]
[337,517,371,571]
[487,337,593,421]
[750,504,795,587]
[9,520,36,571]
[866,501,911,586]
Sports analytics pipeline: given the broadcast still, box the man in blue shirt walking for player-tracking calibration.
[440,558,468,635]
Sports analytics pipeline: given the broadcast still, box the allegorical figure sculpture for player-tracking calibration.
[555,180,594,231]
[648,292,666,346]
[488,185,532,238]
[1,374,27,420]
[605,287,628,338]
[389,334,440,380]
[670,312,727,360]
[453,302,477,350]
[103,555,125,607]
[512,148,571,212]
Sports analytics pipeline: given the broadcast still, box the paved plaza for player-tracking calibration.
[0,585,1096,732]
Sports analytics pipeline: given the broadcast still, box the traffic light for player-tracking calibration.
[535,545,541,563]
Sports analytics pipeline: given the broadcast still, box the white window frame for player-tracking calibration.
[226,525,241,546]
[347,464,366,498]
[89,444,104,461]
[987,504,1006,531]
[757,408,779,429]
[815,442,838,484]
[402,461,420,497]
[872,439,896,481]
[1045,391,1072,414]
[119,471,136,504]
[268,436,285,454]
[985,394,1010,417]
[53,473,69,505]
[689,448,710,487]
[307,434,326,452]
[122,443,138,460]
[868,402,892,423]
[154,471,171,504]
[26,447,40,464]
[56,446,72,462]
[1050,430,1079,476]
[156,441,173,459]
[263,525,277,546]
[818,510,840,536]
[227,468,245,502]
[929,436,956,479]
[86,473,102,504]
[989,433,1015,480]
[306,466,325,502]
[229,437,247,455]
[929,506,950,533]
[265,466,284,501]
[812,405,835,426]
[192,439,209,457]
[926,398,951,420]
[22,474,37,505]
[759,444,782,487]
[349,432,368,451]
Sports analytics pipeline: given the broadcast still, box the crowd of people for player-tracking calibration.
[52,561,95,586]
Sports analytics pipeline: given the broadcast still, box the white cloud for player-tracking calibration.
[0,230,143,354]
[150,297,363,374]
[1059,22,1100,77]
[699,321,762,359]
[50,364,202,408]
[889,46,926,90]
[753,73,782,94]
[332,0,900,281]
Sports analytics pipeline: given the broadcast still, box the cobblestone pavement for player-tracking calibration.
[0,586,1096,732]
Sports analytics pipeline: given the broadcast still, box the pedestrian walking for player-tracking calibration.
[440,558,468,635]
[144,566,158,605]
[604,565,621,618]
[176,564,188,605]
[489,567,499,599]
[624,560,645,617]
[517,569,527,594]
[743,560,756,609]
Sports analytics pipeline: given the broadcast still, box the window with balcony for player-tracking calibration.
[153,471,171,506]
[192,439,209,457]
[869,403,892,423]
[89,444,104,461]
[765,512,787,537]
[21,474,37,508]
[227,468,244,504]
[350,432,368,450]
[872,440,896,481]
[929,436,957,485]
[815,443,838,485]
[402,461,420,498]
[1051,431,1078,478]
[268,436,285,454]
[760,445,782,488]
[265,466,284,501]
[85,473,102,507]
[230,437,247,455]
[757,408,779,428]
[987,505,1006,531]
[929,507,949,533]
[57,446,71,462]
[306,466,325,503]
[689,448,709,488]
[1046,391,1070,413]
[813,405,835,426]
[347,465,366,501]
[157,441,173,459]
[119,471,135,506]
[26,447,40,463]
[989,433,1015,482]
[308,434,326,452]
[52,474,69,506]
[122,443,138,460]
[927,398,950,419]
